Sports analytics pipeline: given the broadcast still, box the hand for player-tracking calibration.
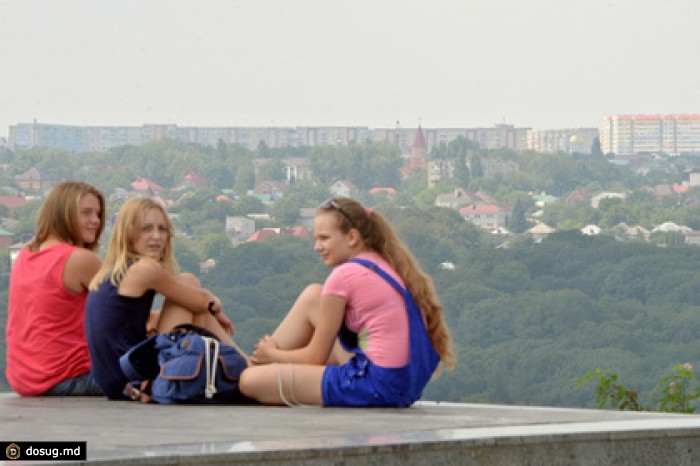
[208,296,222,315]
[214,311,235,335]
[251,335,279,365]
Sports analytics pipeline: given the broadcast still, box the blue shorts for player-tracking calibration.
[43,372,104,396]
[322,352,414,407]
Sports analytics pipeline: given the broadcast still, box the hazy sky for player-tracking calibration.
[1,0,698,138]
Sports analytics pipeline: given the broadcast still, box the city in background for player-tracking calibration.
[6,114,700,158]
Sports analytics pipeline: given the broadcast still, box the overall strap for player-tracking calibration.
[348,258,407,296]
[349,256,440,405]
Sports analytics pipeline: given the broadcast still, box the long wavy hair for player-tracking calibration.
[90,197,178,290]
[318,197,456,372]
[28,181,106,252]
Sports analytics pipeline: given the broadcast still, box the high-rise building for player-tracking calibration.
[600,114,700,157]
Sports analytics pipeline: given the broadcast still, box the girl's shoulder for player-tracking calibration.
[69,246,99,260]
[348,252,404,286]
[331,253,386,282]
[128,257,162,272]
[118,257,168,293]
[125,257,166,281]
[65,247,101,271]
[349,252,394,273]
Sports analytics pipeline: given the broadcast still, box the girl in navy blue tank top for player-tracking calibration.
[85,197,247,399]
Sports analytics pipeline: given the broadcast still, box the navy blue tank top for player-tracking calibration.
[85,277,155,399]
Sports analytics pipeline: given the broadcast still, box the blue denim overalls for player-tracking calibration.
[321,258,440,407]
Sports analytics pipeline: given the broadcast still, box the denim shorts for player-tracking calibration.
[322,352,413,407]
[43,373,104,396]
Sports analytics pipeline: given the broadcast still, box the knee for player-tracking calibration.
[238,368,258,398]
[305,283,322,294]
[301,283,322,303]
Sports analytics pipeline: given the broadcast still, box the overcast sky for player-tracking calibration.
[1,0,698,138]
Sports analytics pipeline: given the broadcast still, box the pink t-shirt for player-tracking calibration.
[322,252,409,367]
[5,243,91,396]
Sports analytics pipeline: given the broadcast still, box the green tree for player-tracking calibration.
[173,235,201,274]
[469,153,484,179]
[257,159,286,182]
[232,195,266,215]
[507,198,529,233]
[234,163,256,193]
[195,232,231,260]
[269,192,307,226]
[454,153,470,188]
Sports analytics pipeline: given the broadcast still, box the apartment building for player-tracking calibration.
[526,128,599,154]
[8,121,533,154]
[599,114,700,156]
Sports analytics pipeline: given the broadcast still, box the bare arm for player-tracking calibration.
[63,249,102,293]
[253,294,345,365]
[119,258,217,315]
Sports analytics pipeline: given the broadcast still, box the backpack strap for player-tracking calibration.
[202,336,220,399]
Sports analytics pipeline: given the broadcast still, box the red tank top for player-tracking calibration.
[5,243,91,395]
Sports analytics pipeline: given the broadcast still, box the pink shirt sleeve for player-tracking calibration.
[323,255,410,367]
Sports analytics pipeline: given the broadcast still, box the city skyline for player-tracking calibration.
[1,0,698,139]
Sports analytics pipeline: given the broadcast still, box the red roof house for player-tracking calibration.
[0,195,27,211]
[131,178,164,192]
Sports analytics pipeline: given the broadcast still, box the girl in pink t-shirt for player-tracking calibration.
[240,197,455,406]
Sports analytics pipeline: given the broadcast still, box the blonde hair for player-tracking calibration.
[28,181,106,252]
[90,198,178,290]
[319,197,456,372]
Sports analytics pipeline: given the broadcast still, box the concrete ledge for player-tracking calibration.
[2,393,700,464]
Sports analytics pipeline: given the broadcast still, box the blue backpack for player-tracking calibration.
[119,325,251,404]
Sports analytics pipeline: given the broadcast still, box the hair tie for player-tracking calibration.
[364,207,372,216]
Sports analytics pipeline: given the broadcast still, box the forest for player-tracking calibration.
[1,137,700,409]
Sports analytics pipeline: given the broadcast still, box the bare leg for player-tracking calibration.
[239,363,326,405]
[270,284,323,350]
[156,273,238,347]
[266,283,352,364]
[146,310,161,336]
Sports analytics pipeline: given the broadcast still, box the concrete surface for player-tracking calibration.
[2,393,700,465]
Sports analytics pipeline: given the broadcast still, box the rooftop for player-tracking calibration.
[2,393,700,465]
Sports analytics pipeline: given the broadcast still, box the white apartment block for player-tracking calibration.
[526,128,599,154]
[600,114,700,157]
[428,159,456,187]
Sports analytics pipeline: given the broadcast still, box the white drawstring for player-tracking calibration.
[202,336,219,399]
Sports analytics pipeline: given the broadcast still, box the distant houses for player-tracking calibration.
[251,180,287,203]
[0,195,27,212]
[15,167,53,191]
[177,171,209,190]
[6,136,700,278]
[329,180,359,198]
[131,177,164,193]
[245,226,309,244]
[459,204,510,231]
[436,188,511,231]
